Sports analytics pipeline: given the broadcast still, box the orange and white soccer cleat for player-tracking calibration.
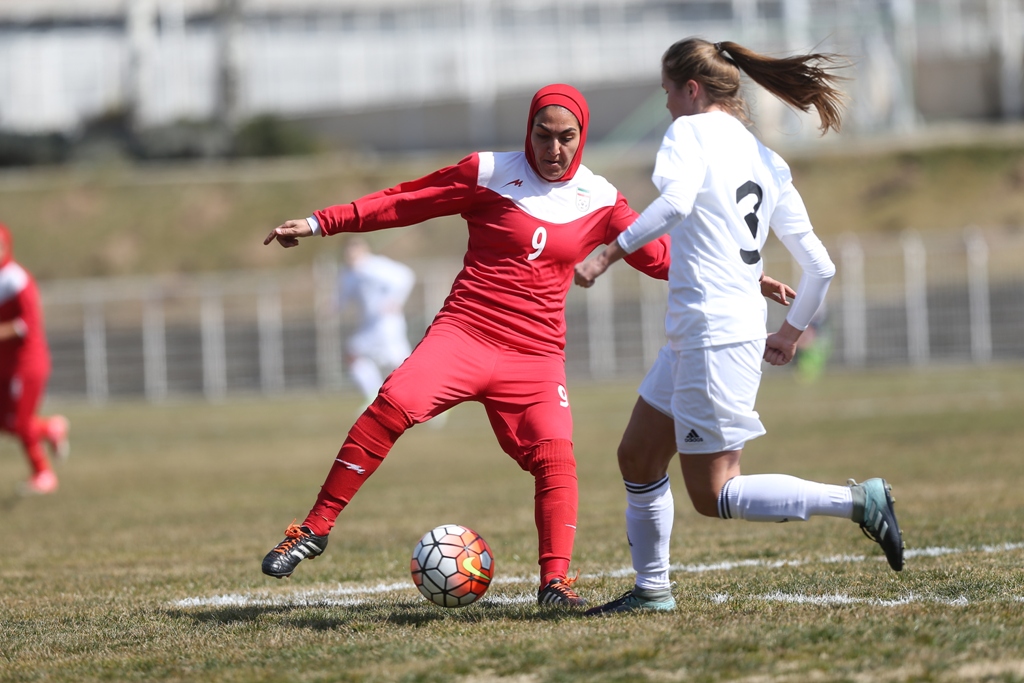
[537,574,587,607]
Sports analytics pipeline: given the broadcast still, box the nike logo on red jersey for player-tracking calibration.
[502,179,523,188]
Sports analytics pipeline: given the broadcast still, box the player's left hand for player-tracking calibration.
[761,274,795,306]
[764,321,802,366]
[264,219,313,248]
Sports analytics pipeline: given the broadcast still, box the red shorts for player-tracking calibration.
[0,369,47,437]
[380,321,573,465]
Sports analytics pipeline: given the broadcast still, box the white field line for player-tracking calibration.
[172,541,1024,609]
[711,591,973,607]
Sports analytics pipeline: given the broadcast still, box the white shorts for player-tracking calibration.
[348,316,412,368]
[637,341,766,454]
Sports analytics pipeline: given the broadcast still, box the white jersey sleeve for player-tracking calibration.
[768,178,835,330]
[768,177,814,238]
[780,231,835,330]
[618,119,708,254]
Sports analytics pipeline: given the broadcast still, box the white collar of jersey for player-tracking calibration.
[0,261,28,305]
[476,151,617,224]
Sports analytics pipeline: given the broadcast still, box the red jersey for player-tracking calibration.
[0,260,50,376]
[314,151,669,355]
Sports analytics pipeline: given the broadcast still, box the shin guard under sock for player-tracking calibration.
[625,476,674,590]
[718,474,854,522]
[527,439,578,586]
[303,394,412,536]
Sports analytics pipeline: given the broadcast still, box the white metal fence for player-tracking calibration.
[40,226,1024,403]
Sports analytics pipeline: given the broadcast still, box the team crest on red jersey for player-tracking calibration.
[575,188,591,212]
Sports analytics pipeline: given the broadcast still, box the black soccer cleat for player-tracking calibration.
[537,576,587,607]
[849,478,905,571]
[261,523,329,578]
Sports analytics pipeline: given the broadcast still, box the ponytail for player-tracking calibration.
[663,38,847,134]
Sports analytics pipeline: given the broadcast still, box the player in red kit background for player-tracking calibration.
[259,84,673,607]
[0,223,69,495]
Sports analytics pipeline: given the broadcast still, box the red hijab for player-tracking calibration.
[0,223,11,268]
[524,84,589,183]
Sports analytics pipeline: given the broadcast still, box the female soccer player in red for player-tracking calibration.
[262,83,791,606]
[260,83,671,606]
[0,223,69,494]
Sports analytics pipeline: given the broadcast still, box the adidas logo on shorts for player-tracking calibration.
[684,429,703,443]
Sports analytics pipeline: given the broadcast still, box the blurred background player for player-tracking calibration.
[336,236,415,410]
[793,304,832,384]
[0,223,69,495]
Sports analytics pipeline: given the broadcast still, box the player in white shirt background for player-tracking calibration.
[575,37,905,614]
[336,236,416,408]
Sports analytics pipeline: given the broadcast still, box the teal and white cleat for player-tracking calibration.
[584,585,676,615]
[849,478,904,571]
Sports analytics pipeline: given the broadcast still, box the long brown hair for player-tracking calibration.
[662,38,847,134]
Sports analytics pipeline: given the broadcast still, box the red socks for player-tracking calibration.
[302,403,578,590]
[527,440,578,587]
[303,394,412,536]
[20,416,51,475]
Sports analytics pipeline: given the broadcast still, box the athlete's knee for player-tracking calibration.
[682,467,723,517]
[7,418,33,442]
[617,435,673,486]
[348,393,413,455]
[617,437,652,481]
[689,493,721,518]
[524,439,576,477]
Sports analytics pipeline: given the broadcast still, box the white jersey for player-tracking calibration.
[337,253,416,367]
[619,111,834,350]
[338,254,415,329]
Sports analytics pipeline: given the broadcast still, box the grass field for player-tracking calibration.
[2,364,1024,682]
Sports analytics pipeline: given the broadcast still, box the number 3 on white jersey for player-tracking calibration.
[528,227,547,261]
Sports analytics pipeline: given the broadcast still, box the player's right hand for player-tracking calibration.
[574,259,605,288]
[264,219,313,248]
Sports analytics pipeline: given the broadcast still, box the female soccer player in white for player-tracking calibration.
[336,236,415,408]
[575,38,904,614]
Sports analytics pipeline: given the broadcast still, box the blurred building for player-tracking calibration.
[0,0,1021,153]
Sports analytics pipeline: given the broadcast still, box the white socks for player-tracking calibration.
[622,473,854,590]
[718,474,853,522]
[624,476,674,590]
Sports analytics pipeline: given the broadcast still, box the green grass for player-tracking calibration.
[3,364,1024,682]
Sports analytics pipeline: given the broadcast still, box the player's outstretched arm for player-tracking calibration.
[264,219,313,249]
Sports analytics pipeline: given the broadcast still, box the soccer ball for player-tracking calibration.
[410,524,494,607]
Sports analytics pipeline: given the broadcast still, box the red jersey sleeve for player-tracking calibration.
[605,192,670,281]
[314,154,479,236]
